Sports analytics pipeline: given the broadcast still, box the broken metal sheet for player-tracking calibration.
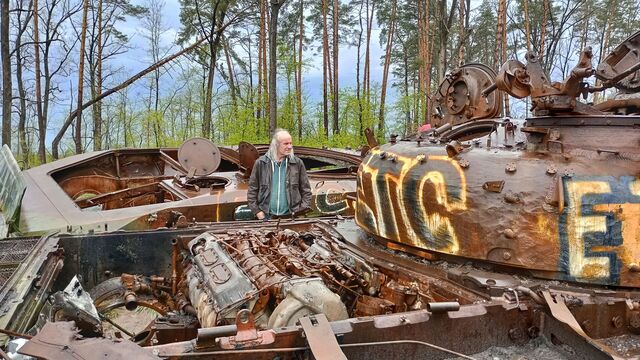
[0,235,63,339]
[18,321,159,360]
[543,291,623,360]
[0,145,27,237]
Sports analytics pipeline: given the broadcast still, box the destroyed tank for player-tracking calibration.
[356,31,640,288]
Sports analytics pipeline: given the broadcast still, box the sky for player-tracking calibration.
[114,0,388,106]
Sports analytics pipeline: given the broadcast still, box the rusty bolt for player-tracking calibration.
[504,192,520,204]
[527,326,540,338]
[581,319,593,333]
[505,162,517,173]
[508,328,525,341]
[459,159,470,169]
[612,315,624,328]
[504,229,516,239]
[502,251,512,260]
[546,165,557,175]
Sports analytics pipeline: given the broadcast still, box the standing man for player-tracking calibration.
[247,129,312,220]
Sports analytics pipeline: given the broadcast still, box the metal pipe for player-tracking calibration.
[196,325,237,344]
[99,313,135,338]
[515,286,545,305]
[607,61,640,83]
[171,238,179,296]
[124,292,138,311]
[433,123,452,136]
[427,301,460,313]
[0,328,32,339]
[481,82,498,97]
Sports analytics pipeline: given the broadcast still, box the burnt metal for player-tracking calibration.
[596,31,640,92]
[9,141,360,235]
[2,220,640,358]
[492,48,603,116]
[432,63,503,127]
[357,38,640,288]
[238,141,259,178]
[18,321,159,359]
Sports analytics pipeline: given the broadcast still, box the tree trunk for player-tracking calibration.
[418,0,432,125]
[34,0,47,161]
[296,0,303,139]
[268,0,284,136]
[256,0,265,131]
[523,0,531,51]
[364,0,374,106]
[1,0,11,147]
[539,0,549,60]
[93,0,103,151]
[436,0,457,83]
[501,0,509,116]
[378,0,397,137]
[594,0,615,104]
[457,0,465,64]
[356,0,364,137]
[321,0,330,137]
[332,0,339,134]
[261,0,268,135]
[74,0,90,154]
[403,42,410,133]
[203,4,225,140]
[14,0,32,164]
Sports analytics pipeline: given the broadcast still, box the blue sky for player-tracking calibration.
[115,0,387,104]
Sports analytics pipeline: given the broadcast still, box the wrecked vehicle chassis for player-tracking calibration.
[2,219,640,359]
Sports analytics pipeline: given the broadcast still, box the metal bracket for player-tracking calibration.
[300,314,347,360]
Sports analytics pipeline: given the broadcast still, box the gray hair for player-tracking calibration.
[267,128,294,160]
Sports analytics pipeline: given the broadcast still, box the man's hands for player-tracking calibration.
[256,211,266,220]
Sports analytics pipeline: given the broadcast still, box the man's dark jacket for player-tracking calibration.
[247,154,312,217]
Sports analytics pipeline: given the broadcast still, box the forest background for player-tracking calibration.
[0,0,639,168]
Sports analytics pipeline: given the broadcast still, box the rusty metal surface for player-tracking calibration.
[19,321,159,359]
[299,313,348,360]
[596,30,640,92]
[494,49,601,115]
[432,63,503,126]
[1,220,639,358]
[0,235,63,336]
[15,143,360,235]
[356,119,640,287]
[178,137,222,175]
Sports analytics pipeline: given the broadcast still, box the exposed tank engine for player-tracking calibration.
[87,221,478,341]
[357,31,640,288]
[183,229,350,328]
